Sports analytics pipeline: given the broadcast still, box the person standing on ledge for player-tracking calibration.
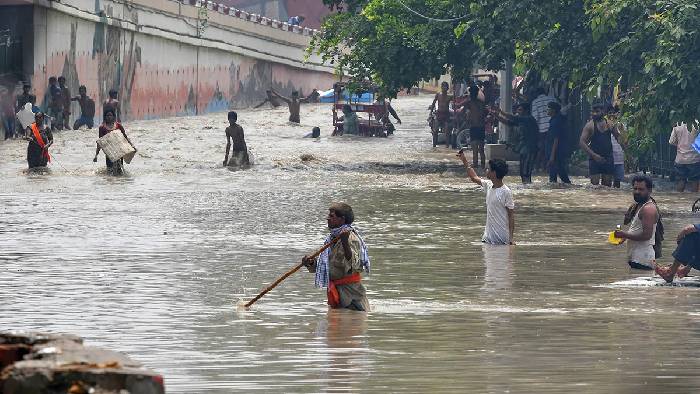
[223,110,250,168]
[458,151,515,245]
[270,89,308,123]
[303,203,371,311]
[25,112,53,169]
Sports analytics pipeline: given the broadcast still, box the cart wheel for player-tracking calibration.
[693,198,700,212]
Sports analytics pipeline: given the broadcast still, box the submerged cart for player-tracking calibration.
[332,82,390,137]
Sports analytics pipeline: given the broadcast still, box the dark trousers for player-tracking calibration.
[549,154,571,183]
[673,232,700,269]
[519,152,535,183]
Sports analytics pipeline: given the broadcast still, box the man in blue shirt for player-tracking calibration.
[656,223,700,282]
[546,102,571,184]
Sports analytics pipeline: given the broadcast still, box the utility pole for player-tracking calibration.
[499,59,513,143]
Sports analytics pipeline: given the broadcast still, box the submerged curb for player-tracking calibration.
[0,331,164,394]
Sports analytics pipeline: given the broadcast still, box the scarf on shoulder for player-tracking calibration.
[314,224,370,288]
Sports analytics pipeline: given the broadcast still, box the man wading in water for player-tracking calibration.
[223,111,250,168]
[579,103,622,186]
[303,203,370,311]
[270,89,308,123]
[458,152,515,245]
[25,112,53,169]
[94,109,136,174]
[613,175,660,270]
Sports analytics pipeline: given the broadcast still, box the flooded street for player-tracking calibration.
[2,96,700,392]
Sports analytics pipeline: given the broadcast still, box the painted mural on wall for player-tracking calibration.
[29,4,335,124]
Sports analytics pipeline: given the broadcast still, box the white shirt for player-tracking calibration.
[480,180,515,244]
[531,94,555,134]
[611,135,624,165]
[626,202,657,268]
[669,123,700,164]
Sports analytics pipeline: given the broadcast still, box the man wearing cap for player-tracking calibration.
[303,203,371,311]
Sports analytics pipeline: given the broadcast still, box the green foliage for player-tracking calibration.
[310,0,700,139]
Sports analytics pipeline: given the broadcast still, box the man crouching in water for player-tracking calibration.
[303,203,371,311]
[613,175,659,270]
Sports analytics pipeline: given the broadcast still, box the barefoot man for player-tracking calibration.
[613,175,659,270]
[303,203,371,311]
[656,223,700,282]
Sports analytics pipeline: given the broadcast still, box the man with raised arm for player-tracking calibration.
[271,89,308,123]
[457,152,515,245]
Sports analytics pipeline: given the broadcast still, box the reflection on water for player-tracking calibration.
[2,96,700,392]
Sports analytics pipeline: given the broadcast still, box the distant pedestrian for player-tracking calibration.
[25,112,53,169]
[668,122,700,192]
[492,103,538,184]
[579,103,622,187]
[607,106,626,188]
[546,102,571,184]
[71,86,96,130]
[1,89,15,139]
[288,15,305,26]
[16,84,36,112]
[458,152,515,245]
[223,110,250,168]
[531,88,556,169]
[58,76,71,130]
[103,89,121,122]
[337,104,358,135]
[271,89,307,123]
[46,77,62,130]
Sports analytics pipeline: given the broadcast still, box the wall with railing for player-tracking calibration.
[11,0,334,122]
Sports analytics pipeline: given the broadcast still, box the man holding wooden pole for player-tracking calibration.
[303,203,371,311]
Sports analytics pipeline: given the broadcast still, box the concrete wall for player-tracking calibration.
[25,0,335,122]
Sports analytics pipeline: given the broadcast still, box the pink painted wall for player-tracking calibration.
[29,6,335,123]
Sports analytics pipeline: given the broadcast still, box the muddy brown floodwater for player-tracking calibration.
[2,96,700,393]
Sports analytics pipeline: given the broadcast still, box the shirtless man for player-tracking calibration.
[71,86,96,129]
[271,89,308,123]
[58,76,71,130]
[223,110,250,167]
[579,103,622,186]
[103,89,121,122]
[429,82,453,148]
[464,85,487,167]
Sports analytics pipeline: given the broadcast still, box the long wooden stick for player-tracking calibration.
[244,234,343,308]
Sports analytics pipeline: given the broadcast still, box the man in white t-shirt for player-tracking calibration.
[669,122,700,192]
[458,151,515,244]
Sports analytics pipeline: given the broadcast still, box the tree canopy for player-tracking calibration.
[310,0,700,139]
